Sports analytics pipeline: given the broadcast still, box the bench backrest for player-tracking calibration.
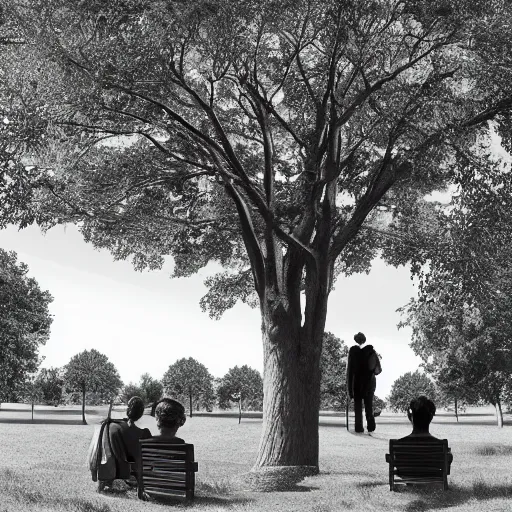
[139,440,198,500]
[388,438,449,487]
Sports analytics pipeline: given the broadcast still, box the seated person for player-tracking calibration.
[152,398,187,441]
[98,396,151,493]
[399,396,453,472]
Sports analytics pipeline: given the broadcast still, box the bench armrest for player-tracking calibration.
[385,454,391,463]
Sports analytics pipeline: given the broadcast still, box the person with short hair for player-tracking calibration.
[153,398,187,441]
[346,332,382,433]
[98,396,152,493]
[400,396,453,470]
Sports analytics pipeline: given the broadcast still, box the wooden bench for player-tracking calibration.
[385,438,450,491]
[136,440,198,500]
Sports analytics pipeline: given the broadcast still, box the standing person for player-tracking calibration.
[346,332,382,433]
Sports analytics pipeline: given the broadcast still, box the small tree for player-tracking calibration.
[0,249,53,402]
[63,349,123,424]
[388,371,437,413]
[217,365,263,423]
[34,367,64,406]
[121,382,144,405]
[162,358,214,417]
[320,332,348,411]
[139,373,163,414]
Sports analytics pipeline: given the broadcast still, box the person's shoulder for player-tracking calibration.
[151,435,185,444]
[141,428,152,439]
[348,345,360,354]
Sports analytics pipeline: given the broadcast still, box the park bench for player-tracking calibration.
[385,438,450,491]
[136,440,198,500]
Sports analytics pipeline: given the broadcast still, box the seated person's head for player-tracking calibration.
[407,396,436,431]
[354,332,366,345]
[126,396,145,422]
[155,398,186,435]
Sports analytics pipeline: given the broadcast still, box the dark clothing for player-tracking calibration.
[347,344,381,432]
[100,418,151,483]
[150,435,185,443]
[354,391,376,433]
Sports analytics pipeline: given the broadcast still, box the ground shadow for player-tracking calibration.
[397,482,512,511]
[147,494,254,507]
[0,418,84,425]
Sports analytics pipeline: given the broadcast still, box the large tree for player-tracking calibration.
[162,357,214,417]
[0,249,53,403]
[63,349,123,424]
[217,365,263,423]
[4,0,512,468]
[401,290,512,427]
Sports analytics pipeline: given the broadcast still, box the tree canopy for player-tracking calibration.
[4,0,512,468]
[388,370,436,413]
[33,367,64,406]
[0,248,53,402]
[217,365,263,422]
[162,357,214,416]
[63,349,123,424]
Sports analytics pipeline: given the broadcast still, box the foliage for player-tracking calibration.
[374,395,387,411]
[120,382,144,404]
[63,349,123,399]
[139,372,163,405]
[217,365,263,411]
[162,357,214,414]
[0,249,53,402]
[388,370,437,413]
[402,297,512,412]
[33,367,64,405]
[320,332,348,411]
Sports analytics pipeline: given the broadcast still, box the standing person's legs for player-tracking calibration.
[364,392,376,432]
[353,395,364,433]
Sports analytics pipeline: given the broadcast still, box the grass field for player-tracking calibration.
[0,404,511,511]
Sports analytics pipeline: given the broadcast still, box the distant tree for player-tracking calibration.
[217,365,263,423]
[120,382,144,405]
[19,374,42,421]
[388,371,437,413]
[139,373,163,413]
[373,395,387,412]
[34,367,64,406]
[162,358,214,417]
[320,332,348,411]
[0,249,53,402]
[63,349,123,424]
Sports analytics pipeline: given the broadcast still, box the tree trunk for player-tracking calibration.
[238,397,242,424]
[495,400,503,428]
[454,398,458,422]
[31,401,34,421]
[255,309,324,468]
[189,388,193,418]
[82,386,87,425]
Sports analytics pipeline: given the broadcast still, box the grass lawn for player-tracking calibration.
[0,404,511,511]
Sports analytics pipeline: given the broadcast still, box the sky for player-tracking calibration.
[0,223,422,398]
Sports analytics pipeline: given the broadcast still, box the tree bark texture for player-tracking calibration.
[454,398,458,422]
[82,386,87,425]
[495,400,503,428]
[255,304,325,468]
